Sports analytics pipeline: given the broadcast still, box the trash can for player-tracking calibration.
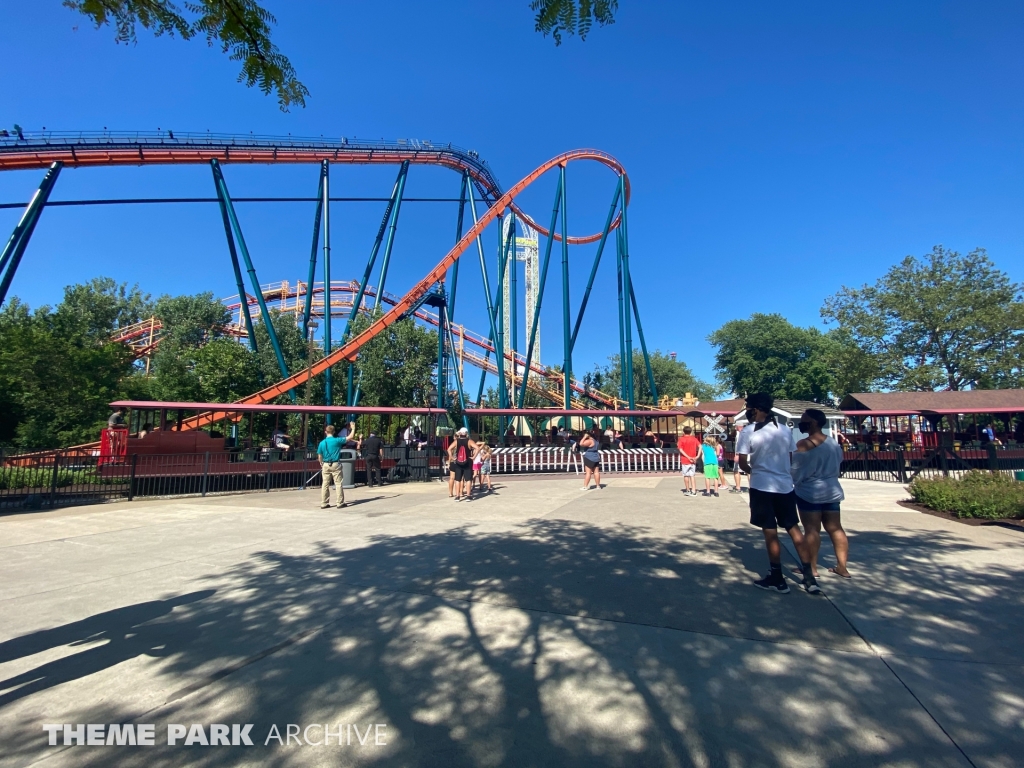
[1015,471,1024,483]
[339,448,358,488]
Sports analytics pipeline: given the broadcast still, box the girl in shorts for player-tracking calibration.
[477,442,493,492]
[702,436,721,497]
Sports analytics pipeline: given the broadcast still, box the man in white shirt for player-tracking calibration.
[738,393,820,595]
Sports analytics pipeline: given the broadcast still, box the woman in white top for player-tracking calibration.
[792,408,851,578]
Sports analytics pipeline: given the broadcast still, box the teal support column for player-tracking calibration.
[509,213,518,409]
[436,288,447,411]
[212,163,258,353]
[518,173,563,409]
[570,183,621,352]
[630,282,658,404]
[448,172,468,320]
[615,229,627,402]
[210,159,294,400]
[302,162,326,339]
[619,174,635,411]
[559,164,571,409]
[0,162,62,308]
[372,162,410,311]
[466,182,504,414]
[343,162,408,340]
[443,305,470,430]
[321,160,333,418]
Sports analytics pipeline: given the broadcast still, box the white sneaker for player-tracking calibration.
[581,486,590,491]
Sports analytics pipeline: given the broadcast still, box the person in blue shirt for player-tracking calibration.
[701,436,721,497]
[317,425,347,508]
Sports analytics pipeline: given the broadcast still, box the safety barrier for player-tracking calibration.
[0,446,444,510]
[839,444,1024,483]
[490,447,679,475]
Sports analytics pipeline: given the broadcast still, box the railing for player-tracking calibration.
[0,446,445,511]
[839,444,1024,483]
[490,447,679,474]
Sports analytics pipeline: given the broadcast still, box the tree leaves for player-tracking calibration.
[821,246,1024,391]
[63,0,308,110]
[531,0,618,45]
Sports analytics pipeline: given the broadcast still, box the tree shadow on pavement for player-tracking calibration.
[3,518,1019,768]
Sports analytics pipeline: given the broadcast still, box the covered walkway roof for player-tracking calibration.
[841,390,1024,415]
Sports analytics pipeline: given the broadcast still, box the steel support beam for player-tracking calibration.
[302,161,326,339]
[210,159,294,399]
[630,281,658,404]
[212,163,258,352]
[447,172,469,320]
[0,162,63,308]
[372,162,410,311]
[615,229,627,403]
[559,165,571,408]
[343,162,408,340]
[443,305,470,430]
[517,173,563,409]
[466,182,504,414]
[619,174,635,411]
[321,160,333,417]
[569,183,621,352]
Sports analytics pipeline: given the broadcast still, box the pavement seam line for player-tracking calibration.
[779,538,980,768]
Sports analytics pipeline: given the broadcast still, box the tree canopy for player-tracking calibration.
[531,0,618,45]
[586,350,719,404]
[821,246,1024,391]
[707,314,867,404]
[64,0,309,110]
[63,1,619,111]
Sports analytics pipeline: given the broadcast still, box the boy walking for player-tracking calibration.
[738,393,820,594]
[317,425,347,509]
[677,426,701,496]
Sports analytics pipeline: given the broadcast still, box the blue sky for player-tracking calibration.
[1,1,1022,391]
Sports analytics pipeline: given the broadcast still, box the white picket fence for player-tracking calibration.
[490,447,680,475]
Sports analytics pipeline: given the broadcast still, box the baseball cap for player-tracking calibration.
[457,427,468,435]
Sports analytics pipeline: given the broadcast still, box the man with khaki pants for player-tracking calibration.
[317,424,346,508]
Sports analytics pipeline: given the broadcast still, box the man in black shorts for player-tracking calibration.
[738,393,820,594]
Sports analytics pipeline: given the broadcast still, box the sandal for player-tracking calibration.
[827,567,852,579]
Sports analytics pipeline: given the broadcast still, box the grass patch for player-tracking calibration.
[909,471,1024,520]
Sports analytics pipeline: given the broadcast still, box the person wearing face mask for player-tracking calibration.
[792,409,850,578]
[738,393,821,594]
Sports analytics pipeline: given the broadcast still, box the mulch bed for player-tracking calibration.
[897,499,1024,532]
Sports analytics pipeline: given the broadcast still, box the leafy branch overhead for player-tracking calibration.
[531,0,618,45]
[63,0,309,111]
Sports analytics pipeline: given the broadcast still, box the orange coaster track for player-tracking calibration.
[1,132,650,429]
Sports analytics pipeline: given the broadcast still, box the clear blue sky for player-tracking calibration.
[2,1,1022,391]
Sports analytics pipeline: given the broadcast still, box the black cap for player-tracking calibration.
[745,392,774,413]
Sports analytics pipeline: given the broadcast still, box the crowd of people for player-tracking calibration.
[314,397,850,593]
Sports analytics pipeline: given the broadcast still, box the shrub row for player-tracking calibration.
[0,467,99,491]
[909,471,1024,519]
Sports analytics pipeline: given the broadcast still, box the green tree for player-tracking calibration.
[821,246,1024,391]
[587,350,720,404]
[52,277,152,341]
[0,290,138,449]
[154,291,231,348]
[64,0,308,110]
[707,314,848,403]
[347,313,437,408]
[532,0,617,44]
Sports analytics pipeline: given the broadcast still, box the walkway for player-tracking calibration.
[0,477,1020,767]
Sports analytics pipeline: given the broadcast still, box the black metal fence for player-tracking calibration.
[840,444,1024,483]
[0,445,444,511]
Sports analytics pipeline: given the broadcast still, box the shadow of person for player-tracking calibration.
[0,590,215,706]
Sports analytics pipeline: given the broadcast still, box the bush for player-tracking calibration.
[0,466,99,490]
[909,471,1024,519]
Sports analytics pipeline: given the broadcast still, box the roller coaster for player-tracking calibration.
[0,131,660,434]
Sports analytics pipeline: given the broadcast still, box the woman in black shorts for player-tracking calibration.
[579,429,602,490]
[451,427,477,501]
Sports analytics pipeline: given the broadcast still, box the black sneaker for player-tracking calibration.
[754,573,790,593]
[803,574,822,594]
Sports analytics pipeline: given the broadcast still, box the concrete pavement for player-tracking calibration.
[0,475,1021,767]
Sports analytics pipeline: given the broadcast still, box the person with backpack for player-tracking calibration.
[452,427,477,501]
